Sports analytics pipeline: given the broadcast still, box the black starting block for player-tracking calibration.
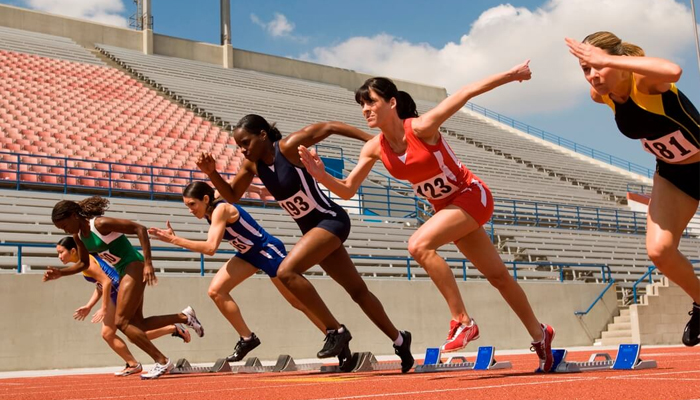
[414,346,512,373]
[544,343,657,373]
[170,358,232,374]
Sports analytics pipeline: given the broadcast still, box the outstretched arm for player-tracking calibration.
[298,137,380,199]
[197,152,256,203]
[412,60,532,140]
[149,206,233,256]
[74,287,101,321]
[281,121,373,165]
[565,38,681,91]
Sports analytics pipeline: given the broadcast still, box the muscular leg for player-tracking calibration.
[207,257,257,336]
[646,173,700,303]
[454,227,543,341]
[407,206,476,324]
[271,275,334,333]
[101,297,139,365]
[114,261,168,364]
[319,245,400,340]
[275,228,345,330]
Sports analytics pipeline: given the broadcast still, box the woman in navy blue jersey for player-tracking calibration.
[198,116,414,373]
[149,181,324,362]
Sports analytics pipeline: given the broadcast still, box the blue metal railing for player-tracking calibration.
[463,102,655,178]
[631,261,700,304]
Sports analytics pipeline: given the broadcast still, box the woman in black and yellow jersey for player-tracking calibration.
[566,31,700,346]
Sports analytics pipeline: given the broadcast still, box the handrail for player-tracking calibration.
[574,279,616,316]
[462,102,654,178]
[631,261,700,304]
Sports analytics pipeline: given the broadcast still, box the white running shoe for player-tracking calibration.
[140,359,173,380]
[181,306,204,337]
[172,323,191,343]
[114,362,142,377]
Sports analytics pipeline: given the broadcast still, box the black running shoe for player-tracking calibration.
[226,333,261,362]
[682,303,700,347]
[393,331,414,373]
[317,325,352,358]
[338,344,354,373]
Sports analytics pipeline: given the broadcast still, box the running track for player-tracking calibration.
[3,347,700,400]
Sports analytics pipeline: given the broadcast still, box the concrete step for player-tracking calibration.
[600,335,634,346]
[602,329,632,339]
[619,308,630,317]
[608,322,631,331]
[613,315,630,324]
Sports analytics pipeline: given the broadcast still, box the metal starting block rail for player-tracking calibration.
[414,346,512,373]
[544,344,657,373]
[170,358,232,374]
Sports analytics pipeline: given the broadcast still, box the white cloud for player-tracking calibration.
[251,12,307,42]
[22,0,128,27]
[301,0,695,116]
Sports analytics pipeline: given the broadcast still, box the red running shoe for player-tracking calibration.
[531,324,555,372]
[441,319,479,353]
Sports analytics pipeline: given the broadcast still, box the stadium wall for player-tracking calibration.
[1,274,616,371]
[0,4,447,103]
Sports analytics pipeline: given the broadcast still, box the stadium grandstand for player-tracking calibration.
[0,2,699,372]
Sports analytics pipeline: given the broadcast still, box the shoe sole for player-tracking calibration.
[441,334,480,353]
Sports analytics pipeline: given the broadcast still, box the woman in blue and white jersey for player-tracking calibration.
[149,181,324,362]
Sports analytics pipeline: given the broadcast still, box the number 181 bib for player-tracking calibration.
[642,130,698,162]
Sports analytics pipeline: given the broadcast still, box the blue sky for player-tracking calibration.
[4,0,700,171]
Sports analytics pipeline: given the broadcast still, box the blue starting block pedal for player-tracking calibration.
[543,343,657,373]
[414,346,512,373]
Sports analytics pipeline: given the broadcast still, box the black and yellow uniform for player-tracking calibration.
[601,77,700,200]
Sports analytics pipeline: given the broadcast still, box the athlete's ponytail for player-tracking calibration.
[234,114,282,142]
[583,31,645,57]
[52,196,109,224]
[355,77,419,119]
[183,181,221,213]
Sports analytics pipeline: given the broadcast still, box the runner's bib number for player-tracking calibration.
[228,236,252,254]
[641,130,699,162]
[278,190,316,219]
[412,173,460,200]
[98,250,122,266]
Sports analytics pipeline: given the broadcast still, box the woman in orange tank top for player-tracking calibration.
[299,61,556,372]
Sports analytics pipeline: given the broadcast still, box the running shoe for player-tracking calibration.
[172,323,191,343]
[140,359,173,380]
[181,306,204,337]
[226,333,261,362]
[531,323,556,372]
[393,330,415,373]
[114,362,142,377]
[317,325,352,358]
[441,319,479,352]
[682,303,700,346]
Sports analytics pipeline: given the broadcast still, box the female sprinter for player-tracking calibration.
[197,118,414,373]
[49,196,204,379]
[566,32,700,345]
[298,61,556,372]
[46,236,190,376]
[148,181,325,361]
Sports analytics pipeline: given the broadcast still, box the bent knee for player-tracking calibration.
[407,238,435,262]
[647,243,678,266]
[484,271,513,289]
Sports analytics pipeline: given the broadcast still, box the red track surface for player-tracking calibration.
[4,347,700,400]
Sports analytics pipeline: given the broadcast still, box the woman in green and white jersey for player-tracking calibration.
[49,196,204,379]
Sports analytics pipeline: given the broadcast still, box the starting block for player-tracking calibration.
[546,344,657,373]
[414,346,512,373]
[170,358,232,374]
[237,354,323,373]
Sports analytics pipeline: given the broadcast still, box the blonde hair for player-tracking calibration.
[583,31,645,57]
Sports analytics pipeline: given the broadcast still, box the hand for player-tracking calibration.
[565,37,610,69]
[73,305,91,321]
[43,267,61,282]
[508,59,532,82]
[298,145,326,180]
[143,262,157,286]
[148,221,176,243]
[196,152,217,175]
[91,308,105,323]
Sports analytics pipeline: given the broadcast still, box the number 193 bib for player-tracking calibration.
[278,190,317,219]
